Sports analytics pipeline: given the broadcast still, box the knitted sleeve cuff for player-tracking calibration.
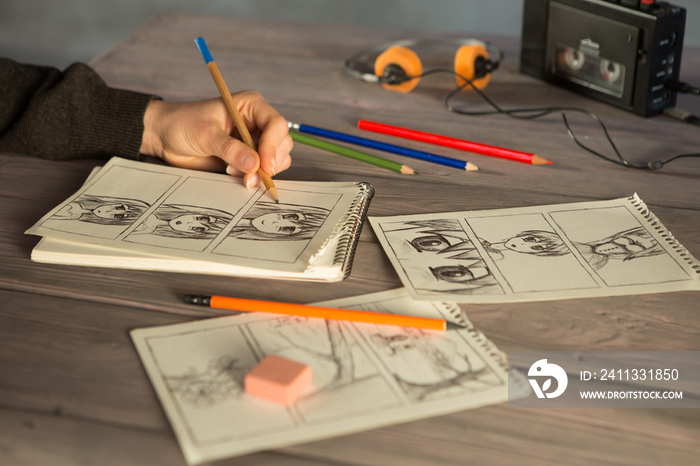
[0,61,160,161]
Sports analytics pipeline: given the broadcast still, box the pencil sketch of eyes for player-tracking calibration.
[429,263,491,284]
[409,234,453,252]
[574,226,664,270]
[409,233,483,261]
[164,356,249,408]
[53,195,150,225]
[229,202,330,241]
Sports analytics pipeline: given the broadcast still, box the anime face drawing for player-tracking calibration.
[485,230,570,259]
[229,202,330,241]
[575,227,664,270]
[133,204,232,239]
[53,195,150,225]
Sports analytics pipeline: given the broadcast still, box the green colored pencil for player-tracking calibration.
[289,131,415,175]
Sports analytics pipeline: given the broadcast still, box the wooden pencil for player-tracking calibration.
[185,294,446,331]
[195,37,279,202]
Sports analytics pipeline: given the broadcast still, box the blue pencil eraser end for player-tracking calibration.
[195,37,213,64]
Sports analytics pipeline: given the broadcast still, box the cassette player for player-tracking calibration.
[520,0,686,116]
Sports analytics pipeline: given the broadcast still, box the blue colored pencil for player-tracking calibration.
[288,122,478,172]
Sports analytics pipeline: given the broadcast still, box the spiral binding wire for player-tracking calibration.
[628,193,700,277]
[307,182,375,278]
[336,182,375,278]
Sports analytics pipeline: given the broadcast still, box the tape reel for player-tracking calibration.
[345,38,503,93]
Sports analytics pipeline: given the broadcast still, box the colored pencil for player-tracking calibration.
[195,37,279,202]
[289,122,478,172]
[358,119,552,165]
[185,294,446,331]
[289,130,415,174]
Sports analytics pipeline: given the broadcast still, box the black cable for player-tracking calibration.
[399,68,700,170]
[664,80,700,96]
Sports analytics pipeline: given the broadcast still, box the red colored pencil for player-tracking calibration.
[358,119,552,165]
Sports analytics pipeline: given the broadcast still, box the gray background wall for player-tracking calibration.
[1,0,698,69]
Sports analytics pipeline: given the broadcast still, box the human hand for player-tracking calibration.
[140,91,292,188]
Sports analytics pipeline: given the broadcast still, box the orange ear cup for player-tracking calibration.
[454,44,491,90]
[374,46,423,93]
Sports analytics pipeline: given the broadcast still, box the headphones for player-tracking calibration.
[344,38,503,93]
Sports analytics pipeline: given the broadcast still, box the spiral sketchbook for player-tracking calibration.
[370,194,700,302]
[26,157,374,282]
[130,288,525,464]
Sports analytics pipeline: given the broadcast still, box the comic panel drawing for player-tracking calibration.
[361,326,505,402]
[247,316,402,423]
[125,177,252,252]
[467,213,600,292]
[212,189,338,263]
[146,325,299,446]
[130,291,513,463]
[550,206,691,286]
[378,219,503,296]
[37,164,179,239]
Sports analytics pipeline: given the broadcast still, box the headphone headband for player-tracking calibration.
[344,37,503,84]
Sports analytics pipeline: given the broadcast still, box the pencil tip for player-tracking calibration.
[465,162,479,171]
[531,155,553,165]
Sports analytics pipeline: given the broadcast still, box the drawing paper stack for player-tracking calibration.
[26,157,374,282]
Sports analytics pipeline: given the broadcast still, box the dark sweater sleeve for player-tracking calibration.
[0,58,158,160]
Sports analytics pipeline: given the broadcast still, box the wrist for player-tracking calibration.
[140,99,165,158]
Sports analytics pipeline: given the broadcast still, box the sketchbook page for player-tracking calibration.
[25,157,370,276]
[369,194,700,303]
[32,235,347,282]
[130,288,511,465]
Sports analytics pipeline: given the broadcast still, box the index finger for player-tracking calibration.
[236,92,292,175]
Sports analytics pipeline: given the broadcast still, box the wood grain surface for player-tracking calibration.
[1,11,699,465]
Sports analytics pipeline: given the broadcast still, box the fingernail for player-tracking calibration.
[226,165,234,176]
[241,154,257,172]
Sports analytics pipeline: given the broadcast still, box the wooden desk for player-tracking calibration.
[2,11,699,465]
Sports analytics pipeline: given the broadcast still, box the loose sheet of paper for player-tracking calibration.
[369,194,700,303]
[130,289,512,464]
[25,157,367,275]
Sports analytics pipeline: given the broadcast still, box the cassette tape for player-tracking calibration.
[554,42,625,98]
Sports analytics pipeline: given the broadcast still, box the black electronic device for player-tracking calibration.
[520,0,686,116]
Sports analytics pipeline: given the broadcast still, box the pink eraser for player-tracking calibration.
[244,355,312,406]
